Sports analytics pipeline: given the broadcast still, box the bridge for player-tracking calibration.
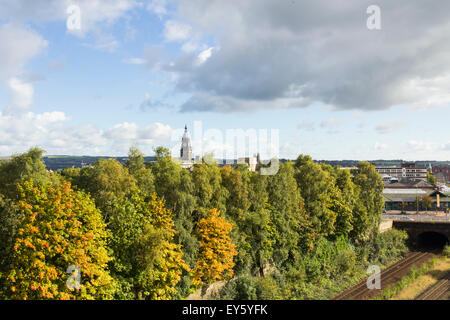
[392,220,450,249]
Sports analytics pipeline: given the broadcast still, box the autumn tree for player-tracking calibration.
[193,209,237,287]
[4,181,116,300]
[419,195,433,212]
[134,194,189,299]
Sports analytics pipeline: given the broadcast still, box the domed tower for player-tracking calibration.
[180,125,192,162]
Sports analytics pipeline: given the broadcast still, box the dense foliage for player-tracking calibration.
[0,147,409,300]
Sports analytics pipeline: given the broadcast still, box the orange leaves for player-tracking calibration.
[193,208,237,287]
[6,180,116,300]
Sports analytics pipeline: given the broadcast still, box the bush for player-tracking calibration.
[443,245,450,258]
[219,275,257,300]
[365,229,409,265]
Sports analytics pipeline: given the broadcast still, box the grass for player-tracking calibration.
[391,255,450,300]
[373,258,437,300]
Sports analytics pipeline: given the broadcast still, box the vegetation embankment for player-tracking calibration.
[0,147,409,300]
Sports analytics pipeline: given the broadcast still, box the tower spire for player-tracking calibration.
[180,125,192,162]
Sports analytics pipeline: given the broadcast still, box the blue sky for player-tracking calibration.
[0,0,449,160]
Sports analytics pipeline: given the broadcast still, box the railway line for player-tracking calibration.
[332,251,435,300]
[415,271,450,300]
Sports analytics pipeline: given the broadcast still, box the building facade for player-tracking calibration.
[376,162,427,182]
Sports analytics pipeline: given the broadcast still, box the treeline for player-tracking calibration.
[0,147,408,300]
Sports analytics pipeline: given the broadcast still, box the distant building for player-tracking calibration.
[383,189,450,212]
[431,166,450,184]
[376,162,427,182]
[180,125,194,170]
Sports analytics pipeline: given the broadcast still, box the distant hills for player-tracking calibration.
[35,156,450,171]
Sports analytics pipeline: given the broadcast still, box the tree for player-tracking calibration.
[220,165,252,275]
[330,168,355,237]
[266,162,306,268]
[125,146,155,196]
[294,155,337,237]
[69,158,137,218]
[135,194,189,299]
[351,162,384,241]
[0,148,60,199]
[193,209,237,287]
[4,181,115,300]
[419,195,433,212]
[192,161,227,220]
[149,147,198,296]
[427,172,437,185]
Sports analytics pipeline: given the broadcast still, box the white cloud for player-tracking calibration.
[7,77,34,110]
[197,47,215,65]
[147,0,168,18]
[164,20,192,42]
[122,57,147,65]
[0,110,174,156]
[0,24,48,80]
[0,1,138,54]
[181,41,199,53]
[0,0,138,35]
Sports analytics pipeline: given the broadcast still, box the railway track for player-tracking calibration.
[332,251,434,300]
[415,271,450,300]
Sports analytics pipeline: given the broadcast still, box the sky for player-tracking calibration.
[0,0,449,161]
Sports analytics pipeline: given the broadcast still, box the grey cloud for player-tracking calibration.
[167,0,450,112]
[140,97,173,111]
[375,120,403,134]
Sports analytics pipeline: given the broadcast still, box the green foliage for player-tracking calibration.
[149,147,198,296]
[351,162,385,242]
[0,148,60,199]
[266,162,305,268]
[443,245,450,258]
[427,172,437,185]
[354,229,409,268]
[69,158,137,211]
[125,146,155,196]
[294,155,337,237]
[219,275,257,300]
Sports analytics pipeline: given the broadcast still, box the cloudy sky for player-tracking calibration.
[0,0,449,160]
